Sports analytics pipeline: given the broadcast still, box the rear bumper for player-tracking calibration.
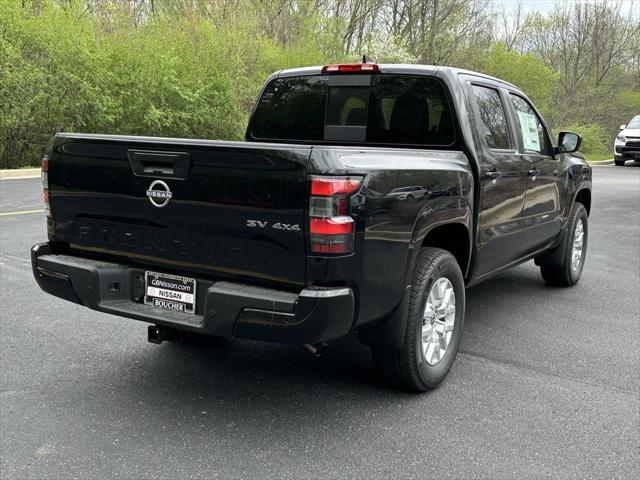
[31,243,354,344]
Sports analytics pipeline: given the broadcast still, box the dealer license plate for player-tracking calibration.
[144,271,196,314]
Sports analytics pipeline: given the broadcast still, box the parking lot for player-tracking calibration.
[1,165,638,479]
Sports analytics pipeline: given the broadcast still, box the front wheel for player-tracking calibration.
[614,155,625,166]
[540,202,588,287]
[372,247,465,392]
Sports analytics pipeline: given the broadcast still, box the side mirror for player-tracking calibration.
[557,131,582,154]
[620,124,627,130]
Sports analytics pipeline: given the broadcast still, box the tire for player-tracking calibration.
[540,202,588,287]
[614,156,625,166]
[372,247,465,392]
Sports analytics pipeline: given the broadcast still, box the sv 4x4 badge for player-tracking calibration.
[246,220,300,231]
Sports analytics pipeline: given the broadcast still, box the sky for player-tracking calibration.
[493,0,638,14]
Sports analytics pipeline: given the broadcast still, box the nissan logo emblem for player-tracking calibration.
[146,180,172,208]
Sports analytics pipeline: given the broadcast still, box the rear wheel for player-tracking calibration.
[540,202,588,287]
[372,247,465,392]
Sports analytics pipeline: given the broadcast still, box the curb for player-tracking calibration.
[0,168,41,179]
[587,159,613,165]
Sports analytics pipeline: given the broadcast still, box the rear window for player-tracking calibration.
[250,76,326,141]
[249,74,456,146]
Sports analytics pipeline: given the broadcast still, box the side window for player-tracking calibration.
[509,94,550,155]
[471,85,511,150]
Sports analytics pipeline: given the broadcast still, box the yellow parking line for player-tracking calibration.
[0,209,45,217]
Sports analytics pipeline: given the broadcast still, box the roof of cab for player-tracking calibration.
[276,64,520,91]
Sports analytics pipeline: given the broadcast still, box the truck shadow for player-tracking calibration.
[72,262,562,439]
[149,331,380,393]
[133,262,547,399]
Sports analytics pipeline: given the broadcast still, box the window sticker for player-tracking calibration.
[517,111,541,152]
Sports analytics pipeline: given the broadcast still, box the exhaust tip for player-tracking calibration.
[304,342,329,357]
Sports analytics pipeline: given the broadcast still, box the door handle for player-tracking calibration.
[484,171,501,184]
[528,169,540,180]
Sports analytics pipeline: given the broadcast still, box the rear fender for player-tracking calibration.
[359,198,471,349]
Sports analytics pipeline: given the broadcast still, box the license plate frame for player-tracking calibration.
[144,271,197,314]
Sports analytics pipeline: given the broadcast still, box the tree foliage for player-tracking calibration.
[524,0,640,139]
[481,43,560,123]
[0,0,638,168]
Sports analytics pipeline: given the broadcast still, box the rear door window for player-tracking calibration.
[250,74,456,146]
[471,85,511,150]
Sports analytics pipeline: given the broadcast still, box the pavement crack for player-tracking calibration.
[0,252,31,269]
[458,349,639,397]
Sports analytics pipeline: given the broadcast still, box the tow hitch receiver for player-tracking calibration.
[147,325,182,344]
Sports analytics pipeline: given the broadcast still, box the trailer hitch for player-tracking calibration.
[147,325,182,344]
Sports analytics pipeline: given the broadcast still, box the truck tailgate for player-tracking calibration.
[47,134,310,287]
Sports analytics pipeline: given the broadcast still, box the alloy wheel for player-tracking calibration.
[421,277,456,366]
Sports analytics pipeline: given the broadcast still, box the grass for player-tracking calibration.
[585,153,613,162]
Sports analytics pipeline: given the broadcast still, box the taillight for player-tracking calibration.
[309,175,362,255]
[321,63,380,74]
[42,156,49,215]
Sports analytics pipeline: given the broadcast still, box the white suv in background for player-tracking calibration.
[614,115,640,166]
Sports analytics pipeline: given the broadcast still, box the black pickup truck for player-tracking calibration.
[32,63,592,391]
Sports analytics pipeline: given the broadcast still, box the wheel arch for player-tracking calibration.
[407,196,473,279]
[574,188,591,215]
[419,222,471,278]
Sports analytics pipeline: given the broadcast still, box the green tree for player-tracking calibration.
[481,43,560,123]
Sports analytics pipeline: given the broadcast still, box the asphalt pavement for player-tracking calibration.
[1,165,639,479]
